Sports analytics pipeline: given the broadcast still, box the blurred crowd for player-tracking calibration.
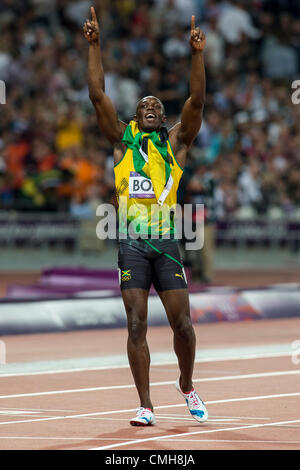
[0,0,300,220]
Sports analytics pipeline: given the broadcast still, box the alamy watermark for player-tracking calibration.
[95,199,205,250]
[291,80,300,105]
[0,80,5,104]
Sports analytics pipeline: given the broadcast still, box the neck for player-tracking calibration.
[140,126,161,133]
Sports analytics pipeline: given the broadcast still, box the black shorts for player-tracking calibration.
[118,237,187,292]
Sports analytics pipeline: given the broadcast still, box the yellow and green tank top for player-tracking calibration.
[114,120,183,237]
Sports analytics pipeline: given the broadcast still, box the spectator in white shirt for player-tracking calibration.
[217,0,261,44]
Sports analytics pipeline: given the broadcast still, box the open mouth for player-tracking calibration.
[145,113,156,121]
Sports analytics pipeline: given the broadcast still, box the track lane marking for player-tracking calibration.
[0,346,293,377]
[0,436,139,441]
[0,437,298,445]
[90,419,300,450]
[0,369,299,400]
[153,439,300,445]
[0,391,299,427]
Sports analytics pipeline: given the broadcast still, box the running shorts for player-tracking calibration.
[117,237,187,292]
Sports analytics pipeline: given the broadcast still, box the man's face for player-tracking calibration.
[134,96,166,131]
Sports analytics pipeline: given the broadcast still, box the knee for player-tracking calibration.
[127,310,147,347]
[172,315,194,340]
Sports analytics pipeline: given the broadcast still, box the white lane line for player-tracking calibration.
[0,345,293,377]
[72,416,270,426]
[157,439,300,445]
[156,416,237,422]
[0,411,42,416]
[82,416,243,424]
[0,407,76,412]
[0,391,299,427]
[0,436,298,446]
[158,414,270,420]
[0,436,138,441]
[0,368,299,400]
[90,419,300,450]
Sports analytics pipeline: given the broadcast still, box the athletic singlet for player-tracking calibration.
[114,126,183,237]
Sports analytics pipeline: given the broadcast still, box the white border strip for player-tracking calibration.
[0,344,294,377]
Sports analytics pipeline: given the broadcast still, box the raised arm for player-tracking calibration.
[83,7,127,145]
[169,16,206,154]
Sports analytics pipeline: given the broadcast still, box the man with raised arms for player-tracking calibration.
[83,6,208,426]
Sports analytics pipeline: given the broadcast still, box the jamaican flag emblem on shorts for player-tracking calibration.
[121,269,131,281]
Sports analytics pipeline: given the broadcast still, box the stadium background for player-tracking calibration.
[0,0,299,324]
[1,1,300,452]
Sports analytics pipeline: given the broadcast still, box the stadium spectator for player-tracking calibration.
[0,0,299,226]
[217,0,261,45]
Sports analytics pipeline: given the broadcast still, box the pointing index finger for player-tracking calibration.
[91,6,97,22]
[191,15,195,31]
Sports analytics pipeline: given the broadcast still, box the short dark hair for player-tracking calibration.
[136,96,165,115]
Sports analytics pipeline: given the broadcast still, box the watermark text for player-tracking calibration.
[0,80,6,104]
[95,201,205,250]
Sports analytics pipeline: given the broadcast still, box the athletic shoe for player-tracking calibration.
[130,407,156,426]
[176,378,208,423]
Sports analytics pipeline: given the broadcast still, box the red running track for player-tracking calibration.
[0,317,299,450]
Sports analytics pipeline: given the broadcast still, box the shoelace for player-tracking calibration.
[137,407,151,417]
[186,390,202,409]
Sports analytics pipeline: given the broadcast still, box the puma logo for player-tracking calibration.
[175,273,184,279]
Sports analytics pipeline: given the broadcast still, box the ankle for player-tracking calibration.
[180,378,193,395]
[140,403,153,412]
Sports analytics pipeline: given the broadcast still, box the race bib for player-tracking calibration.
[129,171,155,199]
